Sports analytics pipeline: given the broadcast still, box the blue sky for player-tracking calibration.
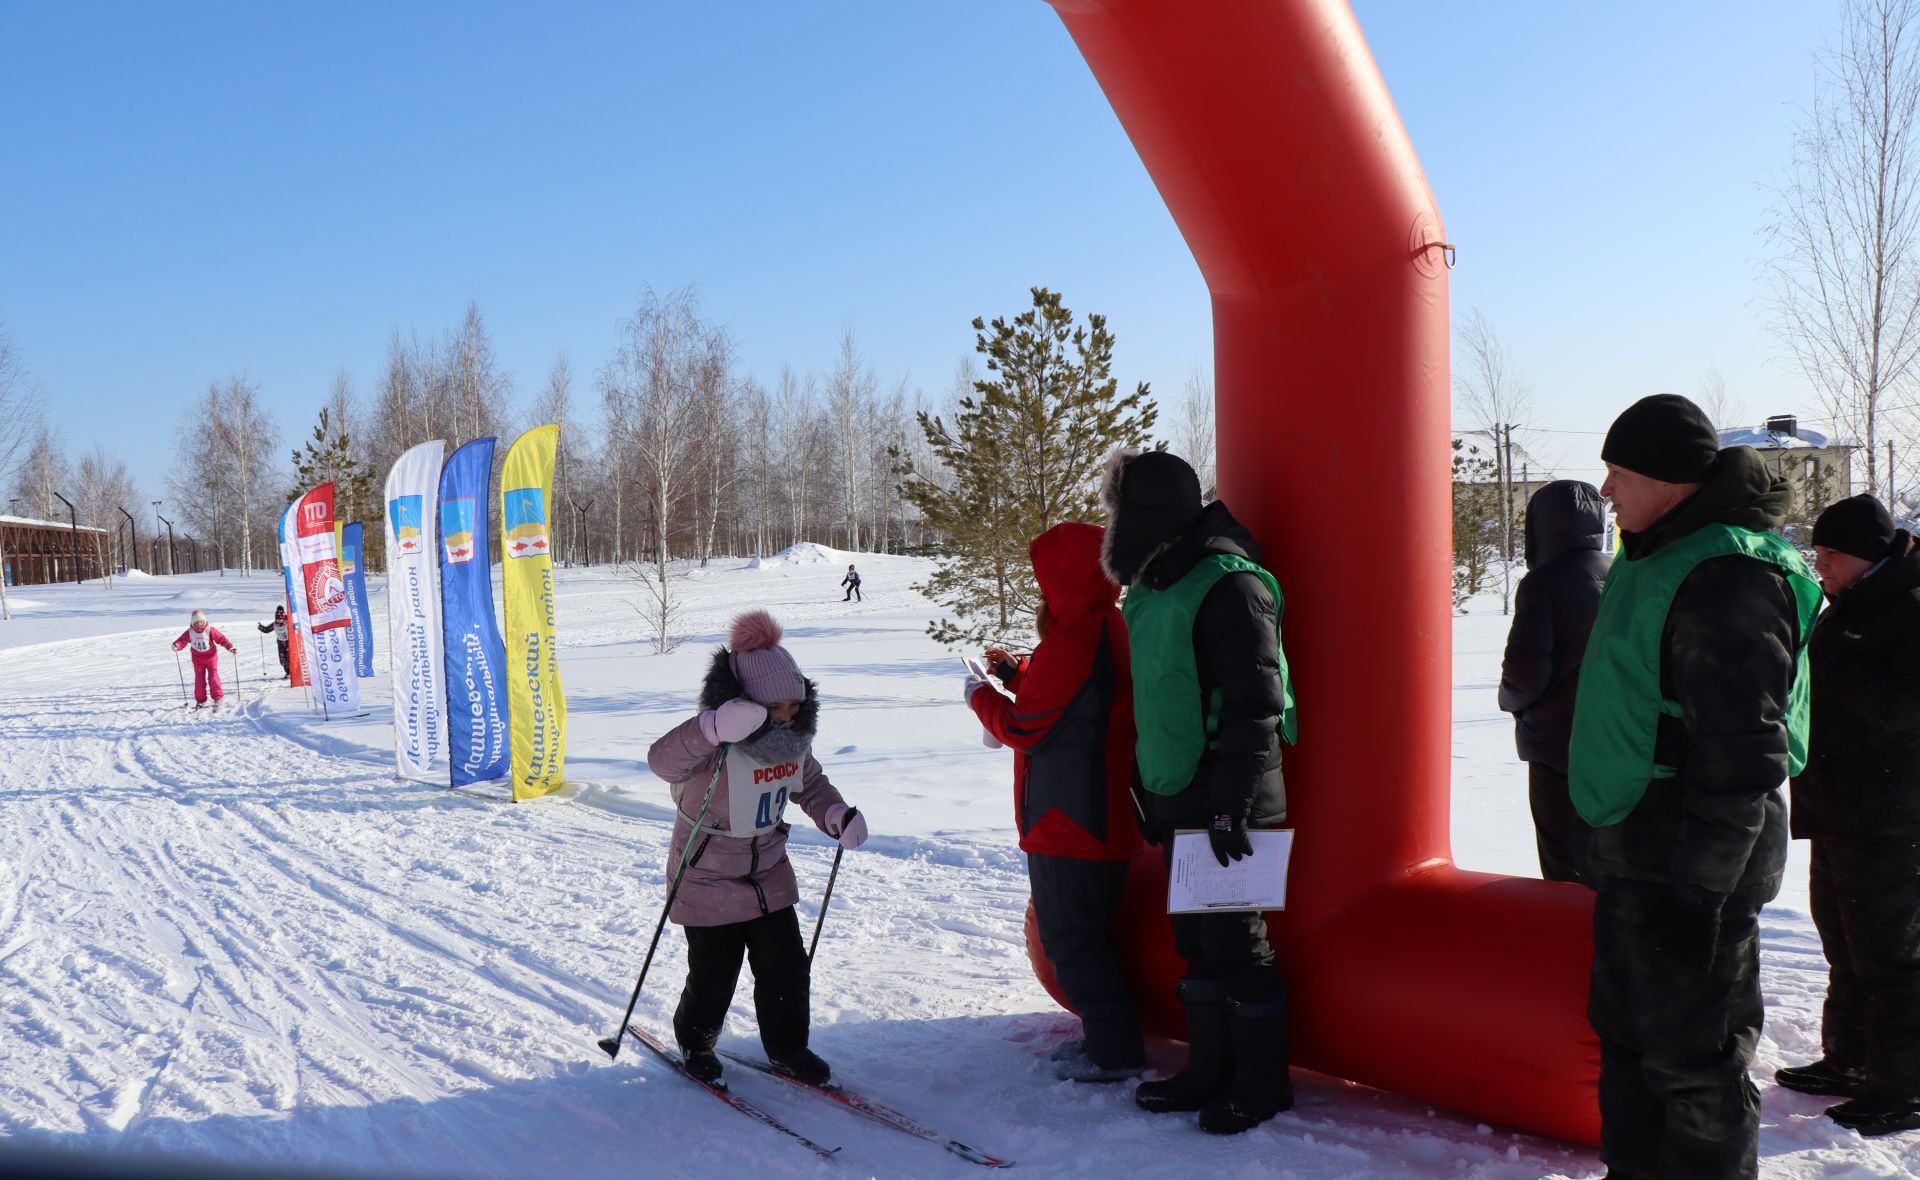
[0,1,1842,496]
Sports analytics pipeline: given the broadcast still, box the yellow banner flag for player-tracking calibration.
[500,424,566,801]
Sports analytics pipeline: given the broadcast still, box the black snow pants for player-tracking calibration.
[673,905,810,1059]
[1810,838,1920,1099]
[1162,846,1284,1004]
[1588,879,1764,1180]
[1528,763,1590,886]
[275,640,289,675]
[1029,852,1144,1068]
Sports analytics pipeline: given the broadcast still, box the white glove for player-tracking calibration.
[700,698,769,744]
[964,674,989,702]
[982,729,1005,750]
[824,803,868,850]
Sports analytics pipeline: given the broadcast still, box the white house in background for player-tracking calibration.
[1717,414,1856,498]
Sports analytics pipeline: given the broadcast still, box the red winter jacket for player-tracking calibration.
[970,522,1142,861]
[173,625,235,668]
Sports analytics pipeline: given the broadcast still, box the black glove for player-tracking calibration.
[1208,814,1254,867]
[1646,885,1724,971]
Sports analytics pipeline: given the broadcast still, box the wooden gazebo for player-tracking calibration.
[2,515,109,586]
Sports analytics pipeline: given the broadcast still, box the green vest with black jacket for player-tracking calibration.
[1122,553,1298,797]
[1569,523,1821,826]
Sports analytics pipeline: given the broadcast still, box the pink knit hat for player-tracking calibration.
[728,610,806,705]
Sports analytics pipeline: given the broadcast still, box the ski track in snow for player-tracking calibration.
[0,557,1915,1178]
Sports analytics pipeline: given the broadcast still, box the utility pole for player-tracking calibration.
[158,513,177,575]
[1499,423,1515,615]
[118,506,139,574]
[51,491,82,584]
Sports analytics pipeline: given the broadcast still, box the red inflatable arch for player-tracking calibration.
[1029,0,1601,1145]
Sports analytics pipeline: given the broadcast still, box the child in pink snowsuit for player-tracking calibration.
[172,610,236,705]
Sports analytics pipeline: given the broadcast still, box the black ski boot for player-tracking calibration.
[682,1047,724,1085]
[1135,978,1231,1113]
[1199,992,1293,1134]
[769,1048,832,1086]
[1776,1058,1868,1098]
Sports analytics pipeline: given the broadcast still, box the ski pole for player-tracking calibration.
[807,825,852,971]
[598,745,732,1061]
[258,631,267,681]
[228,648,239,704]
[173,649,189,704]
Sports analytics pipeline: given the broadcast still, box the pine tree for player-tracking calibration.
[290,407,381,568]
[1451,438,1503,610]
[897,287,1158,647]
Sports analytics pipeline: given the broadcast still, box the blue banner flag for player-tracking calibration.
[437,438,509,787]
[341,522,375,677]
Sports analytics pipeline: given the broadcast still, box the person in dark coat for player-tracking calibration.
[969,521,1146,1083]
[1499,480,1610,885]
[1571,395,1820,1180]
[841,564,862,602]
[257,604,289,677]
[1100,449,1297,1135]
[1774,494,1920,1136]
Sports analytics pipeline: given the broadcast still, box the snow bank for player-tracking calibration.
[747,541,846,570]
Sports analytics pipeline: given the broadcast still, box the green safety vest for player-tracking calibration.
[1569,523,1821,826]
[1121,553,1298,797]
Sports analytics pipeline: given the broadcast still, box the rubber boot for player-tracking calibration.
[1775,1058,1868,1098]
[1135,978,1231,1113]
[1199,993,1293,1134]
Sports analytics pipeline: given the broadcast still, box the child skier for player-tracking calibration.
[646,609,871,1087]
[257,604,289,677]
[173,610,237,707]
[841,564,862,602]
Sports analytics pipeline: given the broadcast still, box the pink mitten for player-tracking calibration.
[699,698,769,744]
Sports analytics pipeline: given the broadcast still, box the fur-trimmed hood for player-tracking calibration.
[1100,446,1206,585]
[699,646,820,738]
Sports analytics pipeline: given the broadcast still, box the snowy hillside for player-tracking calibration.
[0,555,1913,1178]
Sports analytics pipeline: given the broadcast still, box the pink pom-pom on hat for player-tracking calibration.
[728,609,806,705]
[730,609,785,653]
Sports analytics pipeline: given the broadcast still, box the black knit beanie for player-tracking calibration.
[1600,394,1720,483]
[1812,493,1896,560]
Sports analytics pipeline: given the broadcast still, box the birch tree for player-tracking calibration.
[1770,0,1920,509]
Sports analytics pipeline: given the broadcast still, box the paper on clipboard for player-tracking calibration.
[961,656,1007,748]
[1166,829,1293,913]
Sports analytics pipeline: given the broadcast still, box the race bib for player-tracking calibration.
[724,746,802,835]
[190,630,212,653]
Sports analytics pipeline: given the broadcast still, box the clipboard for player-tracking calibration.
[1166,829,1293,913]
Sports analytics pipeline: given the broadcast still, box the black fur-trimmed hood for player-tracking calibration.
[699,646,820,738]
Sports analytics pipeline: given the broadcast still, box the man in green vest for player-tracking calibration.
[1099,449,1297,1136]
[1572,394,1820,1180]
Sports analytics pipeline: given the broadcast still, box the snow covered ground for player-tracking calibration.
[0,553,1913,1178]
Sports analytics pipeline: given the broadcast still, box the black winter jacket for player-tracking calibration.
[1585,448,1800,905]
[1128,501,1288,838]
[1499,481,1610,772]
[1790,530,1920,840]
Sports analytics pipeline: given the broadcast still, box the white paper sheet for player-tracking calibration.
[1166,829,1294,913]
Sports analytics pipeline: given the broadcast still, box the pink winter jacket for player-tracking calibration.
[647,714,848,927]
[172,626,235,667]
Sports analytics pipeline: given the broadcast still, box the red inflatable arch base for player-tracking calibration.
[1027,0,1601,1145]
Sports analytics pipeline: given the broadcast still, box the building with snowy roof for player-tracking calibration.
[1,514,111,586]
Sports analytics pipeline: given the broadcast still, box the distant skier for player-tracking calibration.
[841,564,862,602]
[173,610,237,708]
[646,610,872,1088]
[257,604,289,677]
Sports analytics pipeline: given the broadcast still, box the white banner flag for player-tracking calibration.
[292,486,359,714]
[384,440,447,779]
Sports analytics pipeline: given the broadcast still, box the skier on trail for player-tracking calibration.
[173,610,237,708]
[841,564,862,602]
[968,521,1147,1083]
[646,609,871,1088]
[257,604,289,678]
